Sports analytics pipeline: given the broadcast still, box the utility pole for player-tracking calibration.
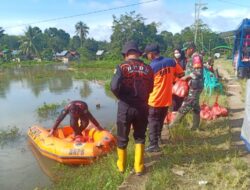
[194,0,207,46]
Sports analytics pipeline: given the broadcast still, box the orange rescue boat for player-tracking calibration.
[27,124,116,165]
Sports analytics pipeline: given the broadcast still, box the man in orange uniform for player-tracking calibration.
[144,44,184,152]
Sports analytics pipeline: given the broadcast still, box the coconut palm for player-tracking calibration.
[75,21,89,48]
[19,26,41,59]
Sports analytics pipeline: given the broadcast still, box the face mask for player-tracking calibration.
[174,53,181,59]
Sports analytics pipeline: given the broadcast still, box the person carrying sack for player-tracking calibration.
[169,42,204,130]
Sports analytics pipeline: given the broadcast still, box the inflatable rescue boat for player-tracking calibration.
[27,124,116,165]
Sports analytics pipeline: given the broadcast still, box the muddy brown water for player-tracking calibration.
[0,64,117,190]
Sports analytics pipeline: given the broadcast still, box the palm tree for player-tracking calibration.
[75,21,89,48]
[20,26,41,59]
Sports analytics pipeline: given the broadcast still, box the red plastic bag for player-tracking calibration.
[211,102,221,117]
[211,95,228,117]
[200,109,213,120]
[200,102,210,111]
[200,96,228,120]
[172,80,189,97]
[164,111,177,124]
[220,107,228,117]
[200,102,213,120]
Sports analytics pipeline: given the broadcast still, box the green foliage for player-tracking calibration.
[70,59,118,81]
[69,35,81,50]
[75,21,89,48]
[180,26,194,42]
[19,26,43,59]
[0,27,4,39]
[44,27,70,53]
[0,35,20,50]
[74,68,113,81]
[0,49,12,62]
[77,39,99,61]
[1,13,232,62]
[72,60,116,80]
[74,59,118,69]
[41,48,53,61]
[110,11,162,55]
[145,113,250,189]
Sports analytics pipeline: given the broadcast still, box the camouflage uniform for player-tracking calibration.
[169,52,203,130]
[178,54,203,115]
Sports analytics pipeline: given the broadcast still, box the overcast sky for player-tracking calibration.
[1,0,250,41]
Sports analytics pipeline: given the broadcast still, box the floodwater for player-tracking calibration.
[0,64,117,190]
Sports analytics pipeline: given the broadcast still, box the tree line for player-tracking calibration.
[0,11,228,62]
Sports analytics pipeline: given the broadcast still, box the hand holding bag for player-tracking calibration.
[172,80,189,97]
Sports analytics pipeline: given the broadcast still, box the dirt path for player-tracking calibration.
[118,60,249,190]
[216,63,250,162]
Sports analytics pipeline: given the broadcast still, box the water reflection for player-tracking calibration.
[28,141,59,181]
[0,65,72,97]
[80,80,92,98]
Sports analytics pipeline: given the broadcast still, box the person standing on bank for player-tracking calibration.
[144,44,184,152]
[169,42,204,130]
[110,41,154,175]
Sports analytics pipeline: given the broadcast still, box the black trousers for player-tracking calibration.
[148,106,168,147]
[70,116,89,136]
[116,101,149,149]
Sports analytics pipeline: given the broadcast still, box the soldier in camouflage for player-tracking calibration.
[169,42,203,130]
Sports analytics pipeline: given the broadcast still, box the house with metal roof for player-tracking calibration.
[55,50,80,63]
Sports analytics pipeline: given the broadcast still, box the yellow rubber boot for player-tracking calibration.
[134,144,145,175]
[117,147,126,173]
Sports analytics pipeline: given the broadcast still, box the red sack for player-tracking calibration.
[172,80,189,97]
[211,95,228,118]
[200,102,213,120]
[220,107,228,117]
[211,102,221,117]
[200,109,213,120]
[164,111,177,124]
[200,102,210,111]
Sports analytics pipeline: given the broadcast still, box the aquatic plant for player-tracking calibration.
[37,101,68,119]
[0,126,21,146]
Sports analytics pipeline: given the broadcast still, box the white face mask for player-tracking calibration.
[174,53,181,59]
